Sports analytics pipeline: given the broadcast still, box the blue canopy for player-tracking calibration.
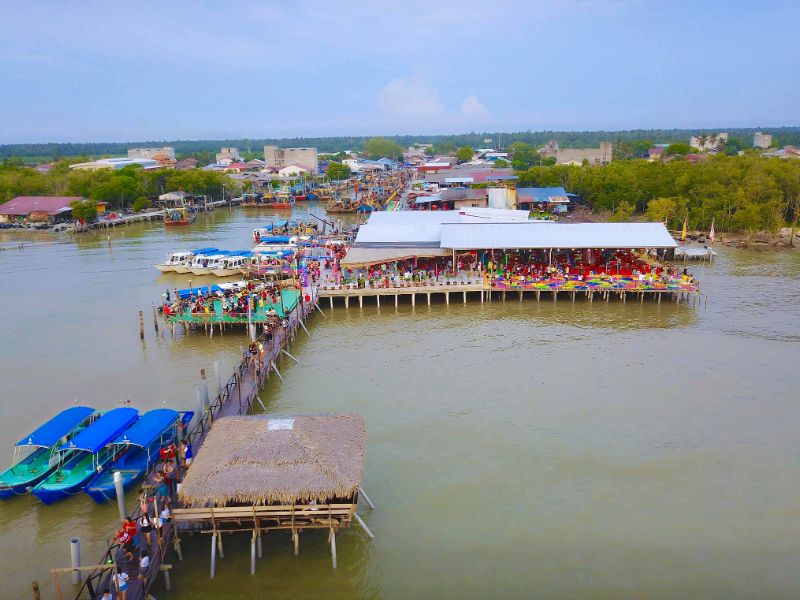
[16,406,95,448]
[58,407,139,454]
[178,284,222,299]
[192,247,219,254]
[264,221,288,230]
[257,236,292,243]
[113,409,178,448]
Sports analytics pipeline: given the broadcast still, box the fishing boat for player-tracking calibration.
[164,206,197,227]
[32,407,139,505]
[212,253,254,277]
[0,407,97,500]
[84,409,193,504]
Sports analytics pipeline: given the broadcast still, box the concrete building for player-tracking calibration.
[753,132,773,149]
[689,133,728,152]
[540,141,613,165]
[216,147,241,162]
[263,146,318,173]
[128,147,176,165]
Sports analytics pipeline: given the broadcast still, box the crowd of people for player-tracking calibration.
[110,439,192,599]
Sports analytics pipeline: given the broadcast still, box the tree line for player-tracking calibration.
[516,154,800,234]
[3,127,798,160]
[0,162,238,211]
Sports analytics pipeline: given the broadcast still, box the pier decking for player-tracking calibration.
[66,294,315,600]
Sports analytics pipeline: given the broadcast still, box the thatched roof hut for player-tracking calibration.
[179,414,366,507]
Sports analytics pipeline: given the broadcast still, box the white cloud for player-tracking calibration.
[460,95,489,118]
[376,76,446,119]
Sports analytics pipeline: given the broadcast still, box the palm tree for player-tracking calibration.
[696,134,709,151]
[709,133,719,150]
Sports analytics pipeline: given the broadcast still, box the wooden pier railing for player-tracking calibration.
[62,290,317,600]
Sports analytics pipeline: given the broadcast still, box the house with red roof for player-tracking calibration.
[0,196,84,224]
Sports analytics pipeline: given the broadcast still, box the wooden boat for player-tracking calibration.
[0,407,97,500]
[164,206,197,226]
[84,409,192,504]
[32,407,139,505]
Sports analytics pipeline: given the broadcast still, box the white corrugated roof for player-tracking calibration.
[439,222,677,249]
[357,209,532,246]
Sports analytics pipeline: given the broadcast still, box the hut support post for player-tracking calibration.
[250,531,257,575]
[330,529,337,569]
[395,294,398,308]
[210,534,217,578]
[217,532,224,558]
[463,291,467,303]
[354,513,375,539]
[174,534,183,561]
[359,487,376,509]
[293,530,300,556]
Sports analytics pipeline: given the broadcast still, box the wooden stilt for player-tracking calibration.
[463,291,467,303]
[330,530,337,569]
[257,532,263,559]
[395,293,398,308]
[329,297,333,309]
[358,295,363,308]
[293,530,300,556]
[210,534,217,578]
[250,531,257,575]
[217,533,224,558]
[445,291,449,305]
[427,292,431,305]
[354,513,375,539]
[411,293,415,307]
[376,294,380,308]
[345,296,349,309]
[519,291,523,302]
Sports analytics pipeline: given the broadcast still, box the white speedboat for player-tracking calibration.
[154,251,194,273]
[189,254,226,276]
[211,255,250,277]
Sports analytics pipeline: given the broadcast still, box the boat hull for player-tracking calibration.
[174,265,192,274]
[190,267,214,275]
[0,449,57,500]
[165,220,191,227]
[154,264,177,273]
[211,268,242,277]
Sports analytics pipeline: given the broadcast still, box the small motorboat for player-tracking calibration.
[84,409,193,504]
[154,251,194,273]
[172,247,219,274]
[0,406,97,500]
[212,253,253,277]
[164,206,197,226]
[32,407,139,505]
[189,253,227,276]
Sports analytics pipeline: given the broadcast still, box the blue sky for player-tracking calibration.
[1,0,798,143]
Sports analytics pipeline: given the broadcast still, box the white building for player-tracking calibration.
[753,132,773,149]
[278,164,310,177]
[69,157,160,171]
[264,146,318,172]
[216,147,241,162]
[128,147,175,163]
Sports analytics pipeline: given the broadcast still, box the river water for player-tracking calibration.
[1,207,799,599]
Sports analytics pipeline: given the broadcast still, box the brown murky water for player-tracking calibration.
[1,208,799,599]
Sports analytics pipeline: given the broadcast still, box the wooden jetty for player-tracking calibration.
[317,279,701,308]
[61,293,318,600]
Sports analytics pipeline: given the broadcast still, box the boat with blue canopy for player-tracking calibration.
[0,406,97,500]
[173,247,220,274]
[32,407,139,504]
[84,408,193,504]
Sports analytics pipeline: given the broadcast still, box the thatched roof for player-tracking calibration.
[179,414,365,506]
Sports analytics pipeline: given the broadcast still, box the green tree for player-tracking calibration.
[609,201,635,222]
[70,199,97,222]
[645,197,688,228]
[456,147,474,162]
[326,162,352,180]
[509,142,540,169]
[666,143,693,156]
[132,196,151,212]
[363,137,403,160]
[493,159,509,168]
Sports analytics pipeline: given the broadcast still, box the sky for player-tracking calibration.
[0,0,798,143]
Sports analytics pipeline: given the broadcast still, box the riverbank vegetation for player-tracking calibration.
[0,163,235,210]
[516,155,800,233]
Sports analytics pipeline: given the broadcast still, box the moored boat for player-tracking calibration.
[32,407,139,505]
[164,206,197,227]
[154,251,193,273]
[0,406,97,500]
[84,409,192,504]
[211,253,253,277]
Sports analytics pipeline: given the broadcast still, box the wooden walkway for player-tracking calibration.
[67,291,317,600]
